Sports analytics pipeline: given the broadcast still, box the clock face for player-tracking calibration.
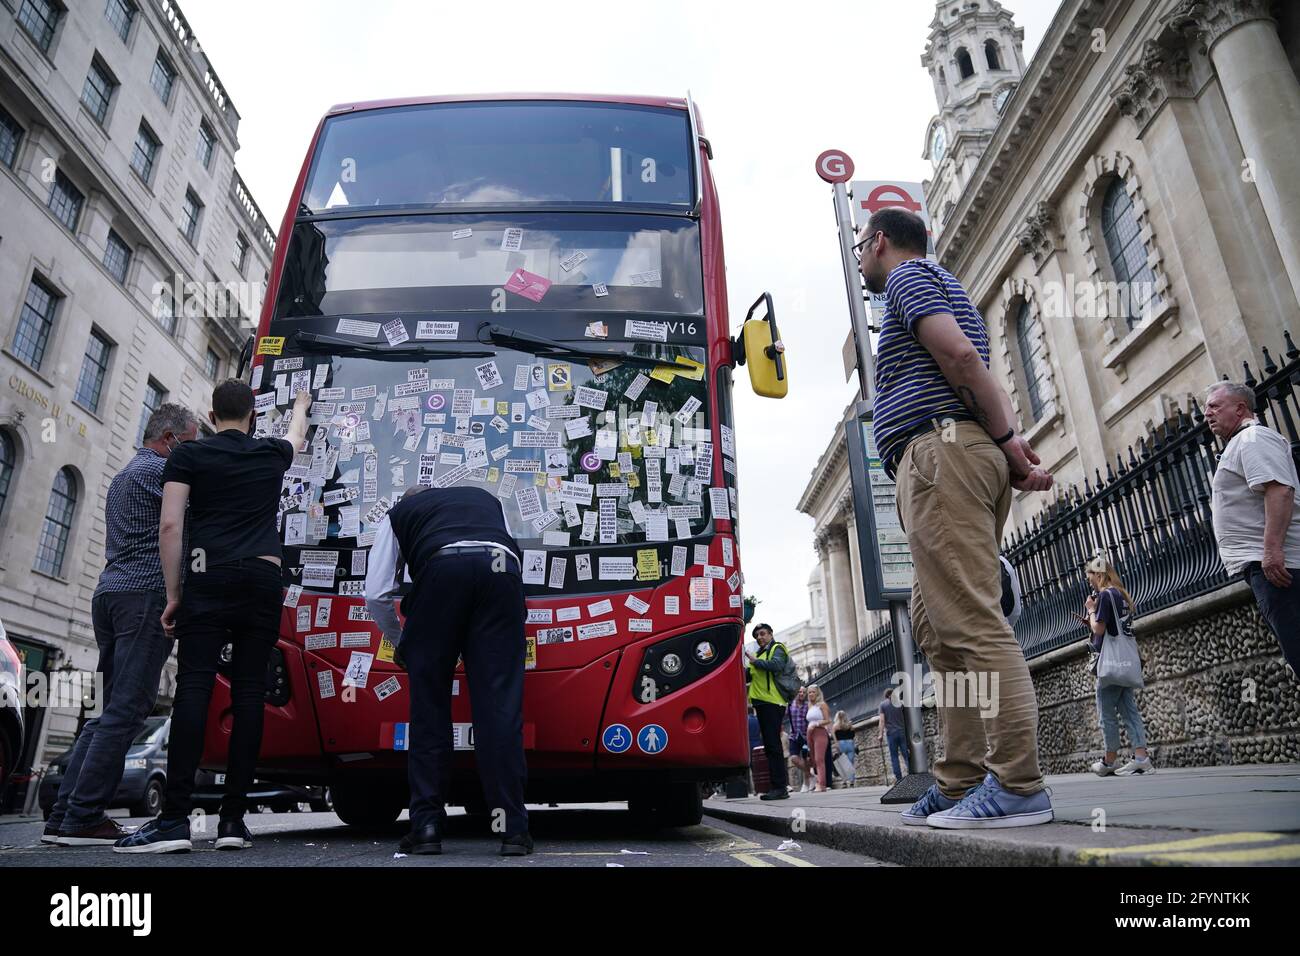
[995,88,1011,113]
[931,126,948,164]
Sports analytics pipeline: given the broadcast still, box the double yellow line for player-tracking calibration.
[1076,831,1300,865]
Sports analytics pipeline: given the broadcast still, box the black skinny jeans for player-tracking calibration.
[162,558,281,822]
[753,702,788,792]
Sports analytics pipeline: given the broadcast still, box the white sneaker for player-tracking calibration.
[1117,756,1155,775]
[799,783,810,793]
[1091,759,1118,776]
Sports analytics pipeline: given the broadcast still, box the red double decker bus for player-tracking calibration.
[217,94,788,828]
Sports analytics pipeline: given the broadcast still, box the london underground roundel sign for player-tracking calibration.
[815,149,855,183]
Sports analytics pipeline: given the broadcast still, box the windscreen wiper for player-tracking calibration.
[292,331,492,359]
[476,323,663,367]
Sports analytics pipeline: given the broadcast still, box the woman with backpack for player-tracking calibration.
[1081,550,1154,776]
[745,623,797,800]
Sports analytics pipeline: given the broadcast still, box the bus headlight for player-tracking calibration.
[635,625,740,704]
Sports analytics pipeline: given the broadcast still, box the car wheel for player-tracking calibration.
[130,779,165,818]
[331,779,405,830]
[308,788,333,813]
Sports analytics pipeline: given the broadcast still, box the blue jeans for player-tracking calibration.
[837,740,857,785]
[1096,683,1147,753]
[49,591,172,831]
[886,729,909,782]
[1244,563,1300,677]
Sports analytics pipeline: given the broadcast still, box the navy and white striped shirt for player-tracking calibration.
[96,447,167,594]
[873,258,990,478]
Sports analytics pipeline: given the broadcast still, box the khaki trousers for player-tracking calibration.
[895,421,1045,797]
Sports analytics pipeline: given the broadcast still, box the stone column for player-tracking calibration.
[1171,0,1300,303]
[813,533,839,662]
[824,525,858,663]
[843,496,869,644]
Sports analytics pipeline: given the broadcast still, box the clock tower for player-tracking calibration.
[920,0,1026,237]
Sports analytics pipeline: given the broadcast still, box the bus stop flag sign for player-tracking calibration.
[815,149,855,184]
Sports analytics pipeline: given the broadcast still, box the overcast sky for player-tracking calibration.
[184,0,1056,633]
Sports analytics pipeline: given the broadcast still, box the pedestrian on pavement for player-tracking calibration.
[116,381,311,853]
[833,710,857,787]
[837,707,857,790]
[857,208,1055,829]
[786,686,812,792]
[747,705,762,795]
[1081,550,1153,776]
[805,685,831,793]
[1205,382,1300,678]
[45,404,199,847]
[878,686,910,784]
[365,484,532,856]
[744,623,792,800]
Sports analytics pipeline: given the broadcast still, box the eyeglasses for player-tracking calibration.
[853,231,881,262]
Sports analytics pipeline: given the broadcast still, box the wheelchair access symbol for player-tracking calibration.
[637,724,667,754]
[602,724,633,754]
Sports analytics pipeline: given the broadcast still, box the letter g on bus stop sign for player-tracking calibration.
[815,149,855,184]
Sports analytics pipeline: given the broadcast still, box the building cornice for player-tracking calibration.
[796,401,855,515]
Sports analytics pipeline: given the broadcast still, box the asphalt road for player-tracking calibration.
[0,804,889,868]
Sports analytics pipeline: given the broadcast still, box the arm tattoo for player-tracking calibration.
[956,385,991,430]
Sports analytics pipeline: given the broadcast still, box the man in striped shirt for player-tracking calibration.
[856,208,1055,829]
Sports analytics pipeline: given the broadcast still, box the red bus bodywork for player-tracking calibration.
[199,94,750,820]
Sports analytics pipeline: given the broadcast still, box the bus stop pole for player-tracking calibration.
[830,180,930,780]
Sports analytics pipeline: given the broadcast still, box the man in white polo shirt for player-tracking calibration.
[1206,381,1300,678]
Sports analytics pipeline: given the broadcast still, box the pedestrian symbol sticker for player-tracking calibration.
[637,724,667,754]
[602,724,633,753]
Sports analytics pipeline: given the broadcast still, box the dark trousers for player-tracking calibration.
[50,591,172,831]
[162,559,281,822]
[886,729,909,782]
[1245,563,1300,677]
[753,702,788,792]
[400,551,529,836]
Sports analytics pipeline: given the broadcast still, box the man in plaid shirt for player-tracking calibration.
[786,686,811,791]
[46,404,198,846]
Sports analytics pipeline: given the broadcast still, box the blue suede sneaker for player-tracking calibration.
[900,783,968,825]
[113,817,193,854]
[925,773,1054,829]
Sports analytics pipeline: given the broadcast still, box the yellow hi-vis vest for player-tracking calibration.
[748,641,789,706]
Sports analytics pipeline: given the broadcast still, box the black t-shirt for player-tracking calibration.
[161,429,294,567]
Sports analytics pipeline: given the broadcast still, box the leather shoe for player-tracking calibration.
[500,832,534,856]
[399,823,442,855]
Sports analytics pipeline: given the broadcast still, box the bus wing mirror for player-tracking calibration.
[733,292,787,399]
[236,335,255,381]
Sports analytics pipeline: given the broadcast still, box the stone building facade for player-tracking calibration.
[0,0,275,775]
[793,0,1300,765]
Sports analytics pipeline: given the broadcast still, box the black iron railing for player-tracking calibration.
[813,333,1300,719]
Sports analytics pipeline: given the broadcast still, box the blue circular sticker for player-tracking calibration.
[637,724,668,754]
[602,724,633,754]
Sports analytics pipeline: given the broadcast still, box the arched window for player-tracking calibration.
[0,431,14,518]
[35,467,77,577]
[1101,178,1158,328]
[985,40,1002,70]
[937,67,948,103]
[956,47,975,79]
[1014,302,1048,421]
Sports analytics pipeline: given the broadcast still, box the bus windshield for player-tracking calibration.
[274,214,703,317]
[264,338,718,595]
[301,101,694,212]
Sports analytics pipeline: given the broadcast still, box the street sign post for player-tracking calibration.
[819,154,935,800]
